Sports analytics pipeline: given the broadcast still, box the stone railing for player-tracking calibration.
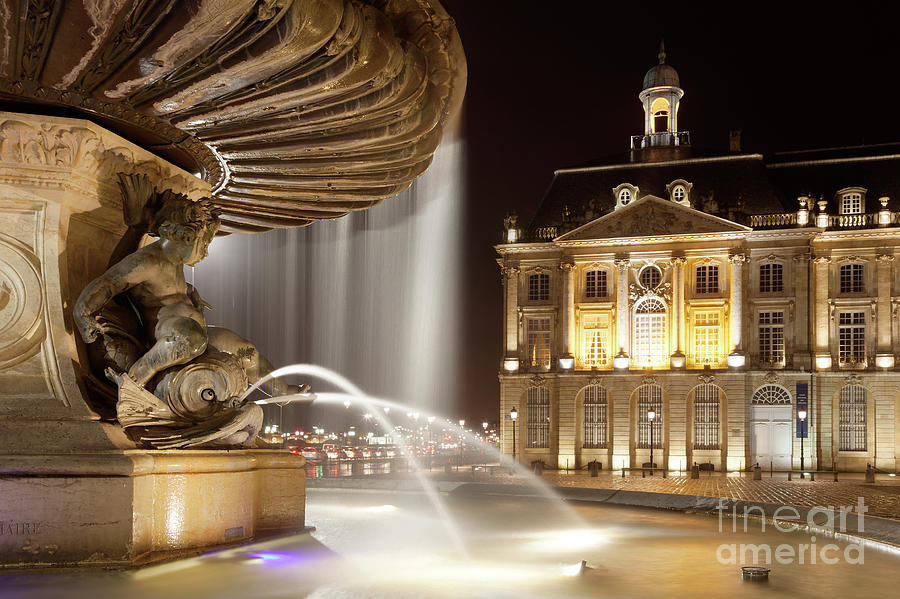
[749,213,798,228]
[526,226,559,241]
[828,213,876,228]
[630,131,691,150]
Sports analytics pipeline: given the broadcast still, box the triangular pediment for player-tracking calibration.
[556,195,751,241]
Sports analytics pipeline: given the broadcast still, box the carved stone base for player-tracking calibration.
[0,450,305,567]
[0,111,305,567]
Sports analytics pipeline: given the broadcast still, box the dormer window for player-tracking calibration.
[613,184,639,210]
[837,187,866,215]
[619,189,631,204]
[665,179,693,207]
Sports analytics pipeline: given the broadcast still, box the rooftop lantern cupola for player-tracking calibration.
[631,41,691,151]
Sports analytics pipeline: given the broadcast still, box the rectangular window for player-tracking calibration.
[583,386,607,448]
[758,311,785,365]
[585,270,607,298]
[637,385,662,449]
[839,264,864,293]
[694,311,721,365]
[838,311,866,365]
[527,387,550,449]
[528,273,550,301]
[582,313,610,368]
[526,317,551,367]
[693,384,720,450]
[841,193,862,215]
[839,386,867,451]
[695,265,719,294]
[759,263,784,293]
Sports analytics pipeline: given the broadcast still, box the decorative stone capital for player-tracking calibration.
[812,254,832,265]
[792,253,811,263]
[614,255,630,272]
[876,252,895,264]
[502,265,520,278]
[670,254,687,265]
[559,260,575,272]
[728,252,748,264]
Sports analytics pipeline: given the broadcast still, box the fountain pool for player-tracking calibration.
[3,487,898,599]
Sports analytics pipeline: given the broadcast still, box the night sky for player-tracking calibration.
[443,2,900,422]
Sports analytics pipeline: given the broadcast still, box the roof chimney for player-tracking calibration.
[729,129,742,152]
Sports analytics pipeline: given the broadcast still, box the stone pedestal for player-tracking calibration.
[0,111,305,567]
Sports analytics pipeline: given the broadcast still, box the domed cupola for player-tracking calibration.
[631,41,690,151]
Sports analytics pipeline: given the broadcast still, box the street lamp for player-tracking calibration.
[510,406,518,465]
[458,419,465,470]
[798,408,807,478]
[647,409,656,476]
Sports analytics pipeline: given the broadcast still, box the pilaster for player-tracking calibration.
[813,255,832,369]
[876,252,894,368]
[614,255,630,368]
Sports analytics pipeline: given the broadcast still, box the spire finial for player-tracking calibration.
[658,39,666,64]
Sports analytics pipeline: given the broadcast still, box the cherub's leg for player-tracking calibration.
[127,317,207,386]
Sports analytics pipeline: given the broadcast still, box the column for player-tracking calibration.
[876,252,894,368]
[812,255,832,369]
[502,264,520,371]
[792,253,811,369]
[614,255,630,368]
[559,260,575,369]
[670,255,686,368]
[727,252,747,367]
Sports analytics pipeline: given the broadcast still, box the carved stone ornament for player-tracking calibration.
[72,175,308,449]
[812,255,832,265]
[844,372,863,386]
[0,233,46,369]
[614,256,630,271]
[559,261,575,271]
[588,374,603,387]
[792,253,811,263]
[641,375,658,387]
[530,374,547,388]
[876,252,895,264]
[763,371,780,384]
[697,373,716,386]
[728,252,748,264]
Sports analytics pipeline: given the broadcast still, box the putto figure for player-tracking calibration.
[74,175,301,448]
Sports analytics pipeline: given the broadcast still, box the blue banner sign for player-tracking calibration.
[796,383,809,438]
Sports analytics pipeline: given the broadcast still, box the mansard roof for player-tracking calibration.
[556,195,750,243]
[526,144,900,240]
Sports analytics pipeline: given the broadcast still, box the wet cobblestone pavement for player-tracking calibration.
[451,468,900,521]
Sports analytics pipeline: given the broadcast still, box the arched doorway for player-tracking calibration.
[750,384,792,470]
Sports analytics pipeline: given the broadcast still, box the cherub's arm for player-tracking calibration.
[73,252,151,343]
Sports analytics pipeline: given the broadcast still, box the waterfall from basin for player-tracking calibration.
[192,119,465,431]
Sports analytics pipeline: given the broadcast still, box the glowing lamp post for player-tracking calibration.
[510,407,518,466]
[647,409,656,476]
[458,419,465,470]
[798,408,807,478]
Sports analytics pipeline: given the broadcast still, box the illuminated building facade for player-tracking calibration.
[497,49,900,473]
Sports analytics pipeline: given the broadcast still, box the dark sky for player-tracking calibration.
[443,1,900,422]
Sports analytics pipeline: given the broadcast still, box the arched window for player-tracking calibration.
[650,97,670,133]
[750,384,791,405]
[619,189,632,205]
[693,384,720,450]
[637,384,662,448]
[639,265,662,289]
[839,385,867,451]
[583,385,607,448]
[634,298,667,368]
[526,387,550,448]
[672,185,686,203]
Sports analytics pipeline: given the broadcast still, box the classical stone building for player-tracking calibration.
[497,49,900,473]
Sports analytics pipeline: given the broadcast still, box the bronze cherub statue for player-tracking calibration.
[74,174,303,448]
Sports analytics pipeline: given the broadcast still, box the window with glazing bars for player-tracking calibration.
[526,318,551,367]
[634,298,667,368]
[527,386,550,448]
[528,273,550,300]
[582,313,610,368]
[838,311,866,365]
[841,193,862,215]
[585,269,607,298]
[759,263,784,293]
[582,385,607,448]
[693,311,721,365]
[693,384,720,450]
[839,264,864,293]
[637,385,662,449]
[695,265,718,294]
[758,311,785,365]
[839,385,867,451]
